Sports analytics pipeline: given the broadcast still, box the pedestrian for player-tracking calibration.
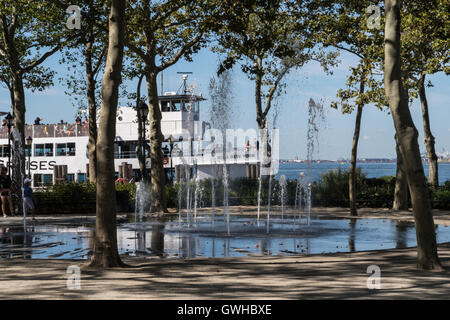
[23,178,36,221]
[0,166,14,218]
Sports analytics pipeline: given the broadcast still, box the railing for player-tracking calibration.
[0,123,89,139]
[171,147,260,165]
[114,151,138,159]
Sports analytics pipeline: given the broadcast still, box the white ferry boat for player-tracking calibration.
[0,75,263,187]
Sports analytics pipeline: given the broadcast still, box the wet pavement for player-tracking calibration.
[1,214,450,260]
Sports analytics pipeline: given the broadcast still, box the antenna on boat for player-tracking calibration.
[177,72,193,95]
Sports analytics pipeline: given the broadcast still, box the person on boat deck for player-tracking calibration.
[75,116,82,125]
[34,117,41,125]
[0,166,14,218]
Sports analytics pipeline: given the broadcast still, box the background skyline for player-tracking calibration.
[0,47,448,161]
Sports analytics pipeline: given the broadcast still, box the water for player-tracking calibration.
[279,175,287,220]
[276,162,450,185]
[1,216,450,259]
[135,181,149,223]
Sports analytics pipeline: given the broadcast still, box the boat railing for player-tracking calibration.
[0,124,90,139]
[170,147,260,165]
[114,151,138,159]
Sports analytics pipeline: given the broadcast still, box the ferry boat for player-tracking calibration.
[0,75,264,187]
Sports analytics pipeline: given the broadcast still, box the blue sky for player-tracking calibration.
[1,47,448,160]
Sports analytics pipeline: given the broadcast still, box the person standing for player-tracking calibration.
[23,178,36,221]
[0,166,14,217]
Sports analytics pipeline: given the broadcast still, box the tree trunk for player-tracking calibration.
[4,28,26,213]
[384,0,441,270]
[392,135,409,210]
[135,74,146,181]
[146,68,167,212]
[89,0,125,268]
[349,81,365,217]
[85,38,98,183]
[255,56,265,130]
[11,72,26,214]
[418,74,439,188]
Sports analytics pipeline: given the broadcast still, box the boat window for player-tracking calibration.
[67,143,76,156]
[43,174,53,185]
[34,144,45,157]
[44,144,53,156]
[0,145,10,158]
[56,143,75,156]
[161,101,170,112]
[67,174,75,183]
[77,173,86,182]
[56,144,67,156]
[172,101,182,112]
[33,174,53,187]
[25,145,31,157]
[114,140,138,159]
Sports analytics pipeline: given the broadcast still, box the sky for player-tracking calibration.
[0,47,448,161]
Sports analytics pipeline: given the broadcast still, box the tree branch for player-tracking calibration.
[262,65,290,119]
[93,46,107,75]
[125,39,148,62]
[21,44,62,74]
[333,44,364,60]
[158,33,203,72]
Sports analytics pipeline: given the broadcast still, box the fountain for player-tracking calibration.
[134,181,150,223]
[303,98,325,225]
[177,175,183,222]
[211,162,216,228]
[193,167,200,221]
[294,172,304,223]
[266,170,272,234]
[185,163,192,227]
[306,183,312,226]
[209,70,233,232]
[278,174,287,220]
[222,162,230,235]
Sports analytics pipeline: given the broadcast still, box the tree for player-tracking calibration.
[89,0,126,268]
[125,0,210,212]
[216,0,337,171]
[384,0,441,270]
[315,0,386,216]
[0,1,71,211]
[60,0,109,183]
[401,1,449,188]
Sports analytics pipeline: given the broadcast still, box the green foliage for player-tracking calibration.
[115,182,136,203]
[0,1,73,91]
[34,182,97,214]
[431,181,450,210]
[402,0,449,97]
[25,174,450,214]
[312,0,387,113]
[311,168,397,208]
[215,0,338,128]
[32,182,132,214]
